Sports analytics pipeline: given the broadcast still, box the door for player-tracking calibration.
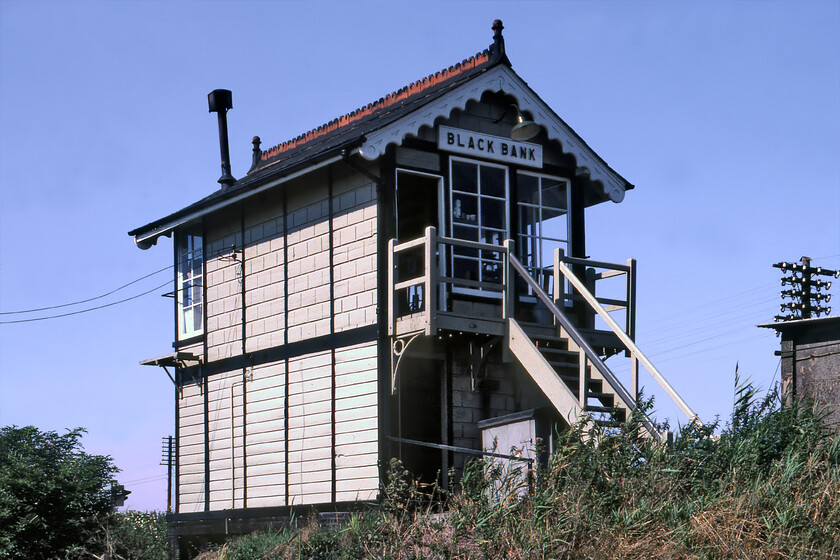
[395,170,443,314]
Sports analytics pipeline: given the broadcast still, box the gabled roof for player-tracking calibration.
[130,20,632,248]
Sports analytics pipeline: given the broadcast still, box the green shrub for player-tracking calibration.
[0,426,120,559]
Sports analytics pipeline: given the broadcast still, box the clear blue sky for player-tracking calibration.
[1,1,838,512]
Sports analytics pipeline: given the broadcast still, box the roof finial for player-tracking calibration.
[249,136,262,173]
[490,19,509,65]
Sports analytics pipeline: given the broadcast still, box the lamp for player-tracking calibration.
[510,106,540,141]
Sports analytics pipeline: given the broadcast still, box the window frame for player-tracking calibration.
[176,230,204,341]
[516,170,571,297]
[448,156,510,296]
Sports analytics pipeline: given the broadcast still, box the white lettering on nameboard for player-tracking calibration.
[437,125,543,168]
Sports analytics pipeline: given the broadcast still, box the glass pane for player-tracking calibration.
[453,225,479,257]
[453,225,478,240]
[479,228,505,246]
[541,214,568,265]
[518,205,539,238]
[193,304,203,332]
[542,213,567,241]
[481,255,502,283]
[542,178,567,210]
[481,198,505,230]
[517,234,539,268]
[452,194,478,224]
[452,161,477,193]
[454,257,479,281]
[480,165,505,198]
[517,173,539,204]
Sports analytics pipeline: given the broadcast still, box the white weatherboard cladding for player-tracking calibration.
[332,181,378,333]
[335,341,379,501]
[358,65,625,203]
[245,361,287,508]
[178,382,205,513]
[206,222,244,362]
[244,206,286,354]
[176,171,380,512]
[207,369,245,511]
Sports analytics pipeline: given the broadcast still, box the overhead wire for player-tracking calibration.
[0,279,172,324]
[0,264,172,315]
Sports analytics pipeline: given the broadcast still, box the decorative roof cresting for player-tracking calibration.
[248,20,510,174]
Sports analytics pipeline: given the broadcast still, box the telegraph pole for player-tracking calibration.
[773,257,838,321]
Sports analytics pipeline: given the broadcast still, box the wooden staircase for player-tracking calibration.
[531,333,627,422]
[507,317,641,435]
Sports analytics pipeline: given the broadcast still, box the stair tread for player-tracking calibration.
[548,360,581,369]
[585,405,619,413]
[538,346,576,356]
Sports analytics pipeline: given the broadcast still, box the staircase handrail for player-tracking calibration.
[554,255,699,424]
[508,253,662,439]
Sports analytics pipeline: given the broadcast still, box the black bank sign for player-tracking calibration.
[438,125,543,168]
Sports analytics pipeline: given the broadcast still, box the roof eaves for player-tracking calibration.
[127,140,360,245]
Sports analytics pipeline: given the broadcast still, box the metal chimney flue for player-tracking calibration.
[208,89,236,190]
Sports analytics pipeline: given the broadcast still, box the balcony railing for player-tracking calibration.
[387,226,698,426]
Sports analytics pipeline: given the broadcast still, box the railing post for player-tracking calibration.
[579,348,588,408]
[503,239,514,320]
[424,226,437,336]
[626,258,636,354]
[631,355,639,403]
[388,238,395,337]
[584,267,597,330]
[553,248,564,328]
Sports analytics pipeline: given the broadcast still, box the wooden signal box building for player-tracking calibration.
[130,20,695,555]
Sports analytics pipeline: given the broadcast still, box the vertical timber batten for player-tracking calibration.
[377,151,393,495]
[282,188,290,507]
[328,168,337,504]
[202,220,210,513]
[240,208,248,509]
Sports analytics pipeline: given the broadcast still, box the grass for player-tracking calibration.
[194,377,840,559]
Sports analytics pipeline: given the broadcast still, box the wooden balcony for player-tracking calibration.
[388,226,699,436]
[387,227,635,352]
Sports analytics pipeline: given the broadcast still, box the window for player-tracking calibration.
[449,158,509,291]
[177,232,203,340]
[516,172,569,295]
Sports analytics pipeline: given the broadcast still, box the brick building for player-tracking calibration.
[760,316,840,431]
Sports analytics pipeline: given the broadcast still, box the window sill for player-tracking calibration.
[173,334,204,349]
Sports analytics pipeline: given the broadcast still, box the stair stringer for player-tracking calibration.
[507,318,584,427]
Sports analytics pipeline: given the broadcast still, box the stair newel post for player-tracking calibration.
[424,226,437,336]
[627,258,638,404]
[503,239,515,320]
[553,248,564,328]
[626,258,637,351]
[388,238,396,337]
[579,349,588,409]
[631,356,639,404]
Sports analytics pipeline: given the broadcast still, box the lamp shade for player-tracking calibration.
[510,110,540,141]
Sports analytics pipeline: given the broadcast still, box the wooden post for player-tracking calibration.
[553,248,564,329]
[626,258,637,351]
[503,239,514,319]
[425,226,437,336]
[387,238,395,337]
[620,260,637,415]
[579,348,588,408]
